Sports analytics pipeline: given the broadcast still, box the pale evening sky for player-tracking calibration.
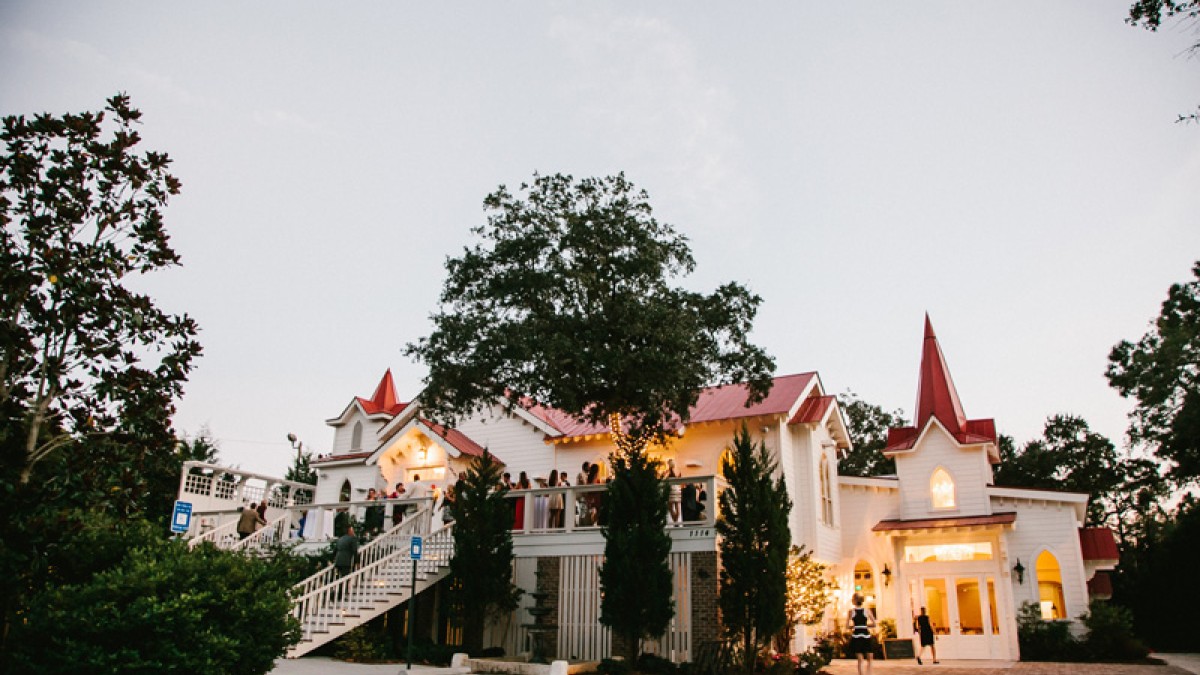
[2,2,1198,478]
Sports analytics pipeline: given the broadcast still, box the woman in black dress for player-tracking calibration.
[848,593,876,675]
[915,606,938,664]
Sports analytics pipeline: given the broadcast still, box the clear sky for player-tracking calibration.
[3,2,1198,478]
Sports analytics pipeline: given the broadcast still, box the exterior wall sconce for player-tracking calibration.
[882,564,892,587]
[1013,558,1025,584]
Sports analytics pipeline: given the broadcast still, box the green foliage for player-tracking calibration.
[993,415,1163,528]
[777,545,828,652]
[1016,602,1079,662]
[405,172,775,442]
[598,657,633,675]
[0,94,201,488]
[1128,1,1200,122]
[599,446,674,660]
[1107,261,1200,484]
[7,533,299,675]
[835,392,904,477]
[449,451,521,652]
[1080,600,1149,661]
[331,624,395,663]
[285,446,318,485]
[1113,495,1200,650]
[636,653,679,674]
[717,425,792,671]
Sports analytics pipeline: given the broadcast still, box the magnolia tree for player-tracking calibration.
[777,545,830,652]
[406,173,776,659]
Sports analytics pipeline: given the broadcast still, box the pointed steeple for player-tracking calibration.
[914,314,968,435]
[356,369,405,416]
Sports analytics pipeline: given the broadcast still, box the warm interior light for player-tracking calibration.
[930,468,956,509]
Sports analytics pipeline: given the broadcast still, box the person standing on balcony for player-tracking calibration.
[548,470,564,528]
[390,482,407,527]
[577,461,590,487]
[237,502,265,540]
[665,459,682,525]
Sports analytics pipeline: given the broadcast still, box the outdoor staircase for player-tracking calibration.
[285,508,455,658]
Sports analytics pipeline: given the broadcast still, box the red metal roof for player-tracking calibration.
[528,372,818,440]
[790,394,834,425]
[872,512,1017,532]
[420,419,490,460]
[356,369,407,417]
[884,317,996,454]
[1087,572,1113,599]
[1079,527,1120,561]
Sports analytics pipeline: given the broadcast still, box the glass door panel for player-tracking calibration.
[987,578,999,635]
[923,579,950,635]
[955,578,984,635]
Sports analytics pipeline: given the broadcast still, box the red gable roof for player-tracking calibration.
[527,373,818,441]
[1087,572,1113,599]
[1079,527,1119,561]
[790,394,834,425]
[885,316,997,456]
[356,369,407,417]
[421,419,490,460]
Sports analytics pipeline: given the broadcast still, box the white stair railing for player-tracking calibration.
[292,507,433,600]
[287,520,455,657]
[187,516,241,549]
[232,514,292,554]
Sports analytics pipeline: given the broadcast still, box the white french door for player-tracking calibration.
[910,574,1004,659]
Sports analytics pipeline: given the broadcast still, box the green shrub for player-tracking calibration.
[637,653,678,674]
[7,537,299,675]
[1016,601,1079,662]
[1081,600,1149,661]
[332,625,395,662]
[598,657,632,675]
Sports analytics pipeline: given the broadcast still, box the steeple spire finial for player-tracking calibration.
[915,315,967,435]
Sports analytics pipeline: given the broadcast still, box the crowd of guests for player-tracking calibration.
[503,460,709,530]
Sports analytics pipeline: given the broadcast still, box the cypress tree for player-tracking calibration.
[599,448,674,660]
[449,451,522,653]
[718,425,792,672]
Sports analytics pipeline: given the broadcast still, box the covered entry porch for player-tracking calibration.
[874,513,1020,660]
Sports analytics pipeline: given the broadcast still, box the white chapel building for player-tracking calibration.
[303,316,1118,661]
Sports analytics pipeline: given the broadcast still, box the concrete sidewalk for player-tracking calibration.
[270,657,459,675]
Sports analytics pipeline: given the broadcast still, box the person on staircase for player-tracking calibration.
[237,502,266,540]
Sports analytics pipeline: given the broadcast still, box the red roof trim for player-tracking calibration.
[535,372,818,441]
[1087,572,1113,599]
[420,418,490,460]
[872,512,1017,532]
[1079,527,1119,561]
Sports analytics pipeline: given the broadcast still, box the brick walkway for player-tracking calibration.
[824,660,1194,675]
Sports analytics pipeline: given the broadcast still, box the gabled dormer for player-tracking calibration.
[325,370,408,457]
[884,316,999,520]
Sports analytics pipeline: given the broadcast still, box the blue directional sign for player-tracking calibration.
[410,535,423,560]
[171,500,193,534]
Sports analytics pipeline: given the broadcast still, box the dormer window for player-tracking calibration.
[930,467,956,509]
[351,421,363,451]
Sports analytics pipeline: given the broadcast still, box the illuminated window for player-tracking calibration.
[1037,551,1066,619]
[930,467,956,509]
[904,542,993,562]
[351,421,363,451]
[819,454,834,526]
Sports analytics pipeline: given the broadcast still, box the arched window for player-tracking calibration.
[351,421,364,451]
[853,559,877,613]
[1036,550,1067,619]
[339,479,352,503]
[930,467,956,509]
[819,454,834,526]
